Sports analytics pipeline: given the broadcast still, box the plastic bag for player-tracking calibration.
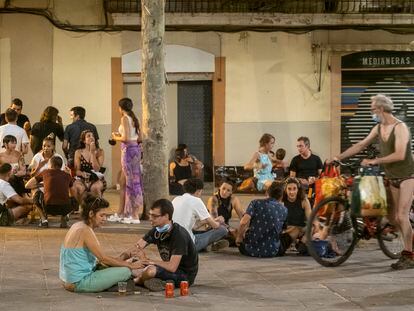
[352,176,387,217]
[314,165,345,208]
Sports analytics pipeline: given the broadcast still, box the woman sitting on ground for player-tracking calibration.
[207,180,244,245]
[72,130,106,203]
[169,147,193,195]
[282,177,311,252]
[0,135,28,195]
[60,194,143,293]
[239,133,277,192]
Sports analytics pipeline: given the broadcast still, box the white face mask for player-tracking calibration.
[372,113,381,123]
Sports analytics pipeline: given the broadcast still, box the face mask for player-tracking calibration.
[155,223,171,233]
[372,114,381,123]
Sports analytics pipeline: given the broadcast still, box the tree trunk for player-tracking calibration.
[141,0,168,219]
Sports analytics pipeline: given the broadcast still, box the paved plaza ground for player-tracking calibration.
[0,190,413,311]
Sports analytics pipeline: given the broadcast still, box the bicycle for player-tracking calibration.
[305,161,411,267]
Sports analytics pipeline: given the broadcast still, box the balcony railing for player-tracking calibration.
[105,0,414,14]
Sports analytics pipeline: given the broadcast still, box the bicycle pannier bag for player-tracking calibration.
[352,176,387,217]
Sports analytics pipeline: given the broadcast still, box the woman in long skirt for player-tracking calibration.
[108,98,143,224]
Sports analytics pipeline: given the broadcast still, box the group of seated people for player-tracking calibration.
[59,176,314,294]
[0,101,106,228]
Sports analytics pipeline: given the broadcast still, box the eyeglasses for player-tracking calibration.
[149,213,163,219]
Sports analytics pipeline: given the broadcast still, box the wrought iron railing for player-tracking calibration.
[105,0,414,14]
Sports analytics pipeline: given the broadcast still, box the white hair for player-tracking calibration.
[371,94,394,113]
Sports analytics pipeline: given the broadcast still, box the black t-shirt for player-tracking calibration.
[0,113,30,128]
[63,119,99,161]
[289,154,323,179]
[143,222,199,283]
[31,121,64,154]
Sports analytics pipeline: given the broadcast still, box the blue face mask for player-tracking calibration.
[155,223,171,233]
[372,114,381,123]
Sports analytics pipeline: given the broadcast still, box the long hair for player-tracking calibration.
[81,194,109,225]
[118,98,140,135]
[78,130,94,149]
[282,177,306,202]
[40,106,59,123]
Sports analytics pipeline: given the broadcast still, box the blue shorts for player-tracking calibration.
[155,266,191,287]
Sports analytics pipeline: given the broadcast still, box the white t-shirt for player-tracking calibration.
[30,152,66,173]
[0,179,17,205]
[172,193,211,242]
[0,124,29,152]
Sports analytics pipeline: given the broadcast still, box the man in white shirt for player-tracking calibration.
[172,178,229,252]
[0,108,29,154]
[0,163,33,226]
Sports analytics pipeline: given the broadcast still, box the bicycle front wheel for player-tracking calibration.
[305,196,358,267]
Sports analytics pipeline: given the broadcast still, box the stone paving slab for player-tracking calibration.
[1,189,414,310]
[1,225,413,311]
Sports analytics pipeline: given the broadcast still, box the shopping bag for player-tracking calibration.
[314,164,345,209]
[351,176,387,217]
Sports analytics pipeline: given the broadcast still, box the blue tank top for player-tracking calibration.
[59,246,97,284]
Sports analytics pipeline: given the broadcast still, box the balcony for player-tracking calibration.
[106,0,414,32]
[105,0,414,14]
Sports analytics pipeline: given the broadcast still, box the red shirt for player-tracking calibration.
[35,169,73,205]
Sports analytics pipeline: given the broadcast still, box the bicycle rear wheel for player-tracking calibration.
[305,196,358,267]
[377,221,403,259]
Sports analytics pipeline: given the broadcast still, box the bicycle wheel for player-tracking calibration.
[377,221,403,259]
[305,196,358,267]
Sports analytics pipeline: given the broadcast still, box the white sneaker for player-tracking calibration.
[107,213,121,222]
[129,218,140,224]
[121,216,132,224]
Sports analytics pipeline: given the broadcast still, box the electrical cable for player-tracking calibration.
[1,7,414,34]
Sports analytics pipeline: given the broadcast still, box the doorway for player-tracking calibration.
[177,81,213,181]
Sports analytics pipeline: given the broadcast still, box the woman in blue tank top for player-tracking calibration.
[60,194,143,292]
[243,133,277,191]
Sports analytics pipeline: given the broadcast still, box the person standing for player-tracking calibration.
[0,98,31,136]
[30,106,64,154]
[108,98,143,224]
[332,94,414,270]
[62,106,99,170]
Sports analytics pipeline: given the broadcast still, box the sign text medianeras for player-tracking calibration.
[362,56,411,66]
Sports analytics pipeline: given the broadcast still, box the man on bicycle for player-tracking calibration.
[332,94,414,270]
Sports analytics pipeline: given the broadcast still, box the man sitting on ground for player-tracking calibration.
[236,181,289,257]
[0,163,33,226]
[172,178,229,252]
[123,199,198,291]
[26,156,74,228]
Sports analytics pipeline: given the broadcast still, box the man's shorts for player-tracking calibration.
[45,203,73,216]
[155,266,191,287]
